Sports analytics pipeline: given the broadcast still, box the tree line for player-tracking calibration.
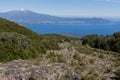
[82,32,120,53]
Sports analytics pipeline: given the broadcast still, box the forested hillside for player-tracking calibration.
[82,32,120,53]
[0,18,74,62]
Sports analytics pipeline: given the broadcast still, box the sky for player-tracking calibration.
[0,0,120,17]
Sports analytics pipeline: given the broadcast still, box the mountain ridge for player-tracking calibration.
[0,10,110,25]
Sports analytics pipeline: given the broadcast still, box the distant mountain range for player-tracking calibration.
[0,10,110,25]
[58,32,82,38]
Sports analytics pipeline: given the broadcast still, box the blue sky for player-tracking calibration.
[0,0,120,17]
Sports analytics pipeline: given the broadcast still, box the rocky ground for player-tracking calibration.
[0,42,119,80]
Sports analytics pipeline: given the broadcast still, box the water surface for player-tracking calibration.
[25,23,120,35]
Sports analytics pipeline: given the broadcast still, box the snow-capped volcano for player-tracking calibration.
[0,10,110,25]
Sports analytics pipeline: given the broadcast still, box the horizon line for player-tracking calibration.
[0,9,120,18]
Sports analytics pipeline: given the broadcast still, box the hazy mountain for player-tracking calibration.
[58,32,82,38]
[0,10,110,25]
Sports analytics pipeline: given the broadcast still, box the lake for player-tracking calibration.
[25,23,120,36]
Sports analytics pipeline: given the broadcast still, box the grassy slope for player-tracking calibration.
[0,18,75,62]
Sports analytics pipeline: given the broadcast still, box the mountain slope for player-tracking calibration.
[0,41,119,80]
[0,18,71,62]
[0,18,120,80]
[0,10,110,25]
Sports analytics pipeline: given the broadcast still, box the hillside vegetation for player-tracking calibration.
[82,32,120,53]
[0,18,120,80]
[0,18,75,62]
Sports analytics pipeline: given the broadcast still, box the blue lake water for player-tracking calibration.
[25,23,120,36]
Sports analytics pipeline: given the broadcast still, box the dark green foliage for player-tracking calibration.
[114,32,120,38]
[0,18,76,62]
[82,34,98,47]
[82,32,120,53]
[0,18,43,62]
